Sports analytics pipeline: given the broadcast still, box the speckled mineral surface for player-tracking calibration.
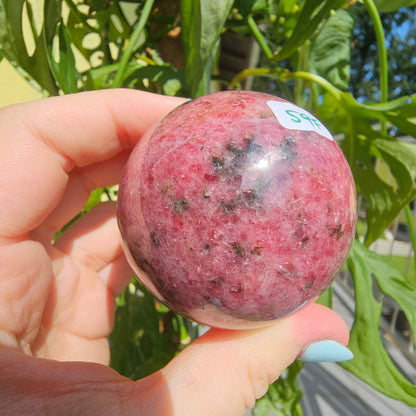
[118,90,357,329]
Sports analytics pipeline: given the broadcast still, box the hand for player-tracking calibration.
[0,89,351,415]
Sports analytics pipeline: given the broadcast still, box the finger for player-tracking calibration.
[30,246,117,363]
[31,150,130,243]
[54,201,134,296]
[0,89,186,242]
[30,203,133,361]
[0,346,169,415]
[158,303,350,416]
[0,304,351,416]
[0,241,53,353]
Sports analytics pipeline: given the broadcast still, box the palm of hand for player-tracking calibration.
[20,202,130,364]
[0,91,181,364]
[0,137,130,364]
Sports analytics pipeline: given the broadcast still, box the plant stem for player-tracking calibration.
[362,0,388,132]
[291,70,343,102]
[404,204,416,287]
[112,0,155,88]
[229,67,343,104]
[247,15,274,60]
[294,41,311,109]
[228,67,276,89]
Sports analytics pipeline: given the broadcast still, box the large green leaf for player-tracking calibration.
[309,9,354,90]
[319,91,416,245]
[181,0,234,97]
[274,0,348,61]
[0,0,58,95]
[342,241,416,406]
[373,0,416,13]
[65,1,131,68]
[349,97,416,245]
[353,134,416,245]
[65,5,100,65]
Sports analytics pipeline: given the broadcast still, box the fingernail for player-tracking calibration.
[299,340,354,362]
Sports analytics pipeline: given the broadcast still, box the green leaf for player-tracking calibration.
[342,241,416,406]
[373,0,416,13]
[124,64,185,96]
[344,95,416,138]
[383,95,416,137]
[353,134,416,245]
[275,0,348,61]
[349,100,416,244]
[318,91,416,244]
[110,280,185,380]
[309,9,354,90]
[65,2,132,67]
[317,285,333,308]
[0,0,58,95]
[234,0,268,16]
[181,0,234,97]
[86,61,184,95]
[65,5,100,65]
[86,62,122,90]
[86,60,146,90]
[45,19,80,94]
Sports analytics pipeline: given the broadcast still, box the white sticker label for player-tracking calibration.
[267,100,333,141]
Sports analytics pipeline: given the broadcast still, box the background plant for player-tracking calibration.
[1,0,416,414]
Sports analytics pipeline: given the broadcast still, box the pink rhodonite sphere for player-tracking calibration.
[117,90,357,329]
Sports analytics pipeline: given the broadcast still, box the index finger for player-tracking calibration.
[0,89,185,241]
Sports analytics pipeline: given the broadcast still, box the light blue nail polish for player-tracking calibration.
[299,340,354,362]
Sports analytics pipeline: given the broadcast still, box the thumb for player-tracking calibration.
[158,302,351,416]
[0,303,351,415]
